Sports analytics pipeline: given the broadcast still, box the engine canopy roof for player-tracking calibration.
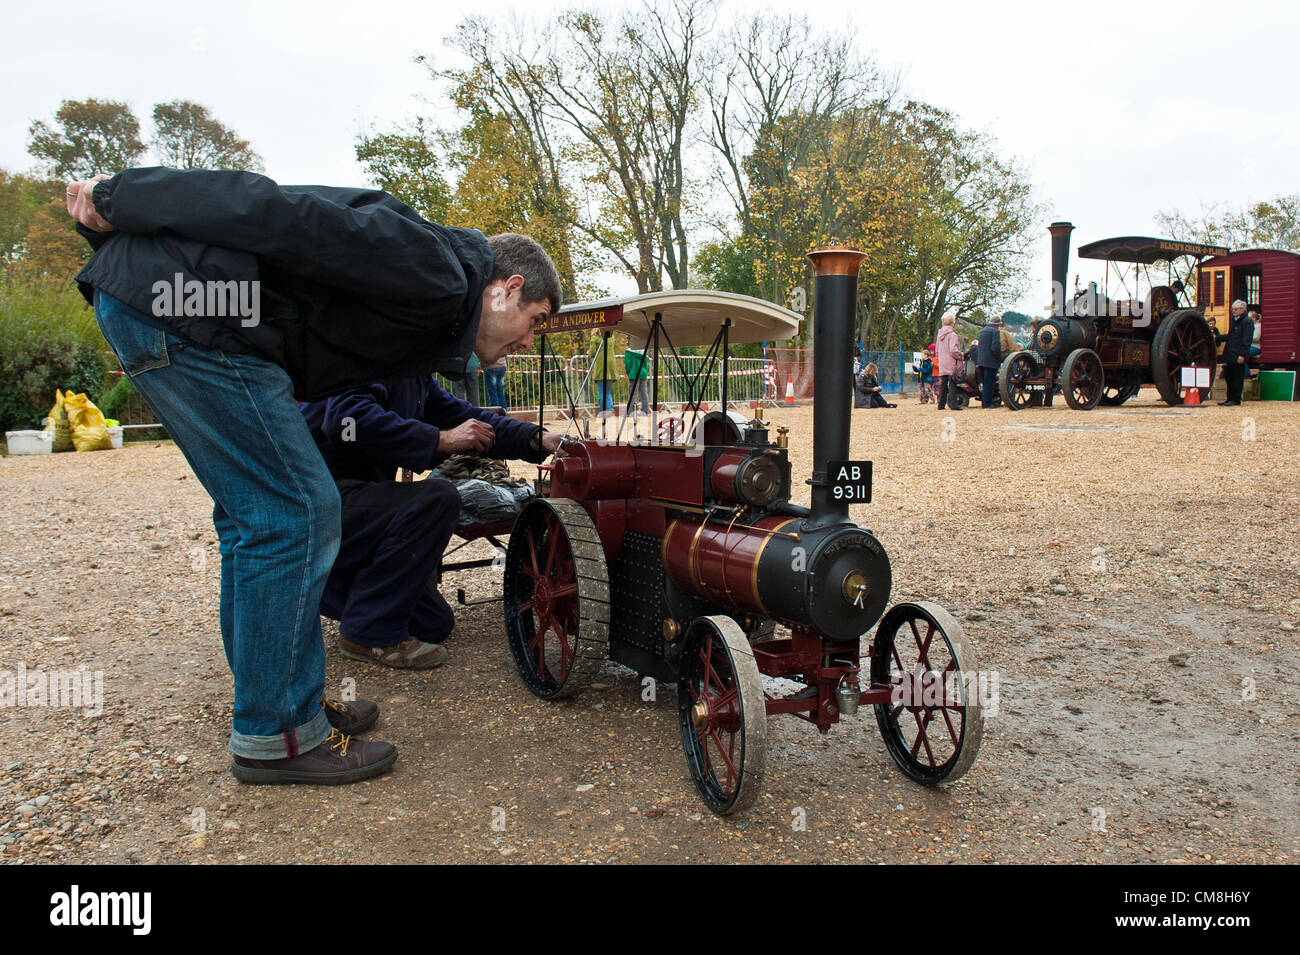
[543,289,802,346]
[1075,236,1230,264]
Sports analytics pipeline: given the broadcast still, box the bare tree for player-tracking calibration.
[440,0,711,292]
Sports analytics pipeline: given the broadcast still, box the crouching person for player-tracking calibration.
[302,378,563,668]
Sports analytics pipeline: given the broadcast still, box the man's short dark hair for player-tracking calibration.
[488,233,563,315]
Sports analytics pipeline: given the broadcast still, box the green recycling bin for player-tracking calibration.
[1258,369,1296,401]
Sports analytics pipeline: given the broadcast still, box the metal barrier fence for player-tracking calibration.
[443,354,775,414]
[766,347,912,398]
[431,347,921,410]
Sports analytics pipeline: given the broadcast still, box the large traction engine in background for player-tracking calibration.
[501,250,984,814]
[998,223,1226,410]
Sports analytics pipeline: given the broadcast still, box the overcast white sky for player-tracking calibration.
[3,0,1296,315]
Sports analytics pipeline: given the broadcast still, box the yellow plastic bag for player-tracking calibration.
[44,390,73,452]
[45,391,113,451]
[72,425,113,452]
[62,392,107,431]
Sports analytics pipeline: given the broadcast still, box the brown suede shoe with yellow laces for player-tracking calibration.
[231,729,397,785]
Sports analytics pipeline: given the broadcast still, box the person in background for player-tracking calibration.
[624,346,650,416]
[998,320,1017,360]
[483,356,508,409]
[855,362,896,408]
[1215,300,1254,406]
[590,334,618,415]
[1248,310,1261,360]
[444,351,481,403]
[918,346,936,403]
[936,311,963,412]
[976,315,1003,408]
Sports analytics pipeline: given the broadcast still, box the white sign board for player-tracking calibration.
[1180,366,1210,389]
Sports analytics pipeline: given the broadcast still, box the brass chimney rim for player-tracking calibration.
[807,247,867,277]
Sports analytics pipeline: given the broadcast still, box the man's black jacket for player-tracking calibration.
[75,167,493,401]
[976,324,1002,369]
[1217,314,1255,362]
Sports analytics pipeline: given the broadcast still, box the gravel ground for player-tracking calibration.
[1,389,1296,864]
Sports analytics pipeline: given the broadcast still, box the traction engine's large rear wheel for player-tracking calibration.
[871,601,983,785]
[1152,308,1217,405]
[504,498,610,699]
[678,615,767,815]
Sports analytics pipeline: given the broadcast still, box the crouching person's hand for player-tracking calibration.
[439,419,495,456]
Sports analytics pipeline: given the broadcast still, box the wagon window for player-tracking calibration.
[1245,273,1260,307]
[1198,271,1211,306]
[1213,271,1225,306]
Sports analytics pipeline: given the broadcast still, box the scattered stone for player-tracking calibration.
[1168,652,1190,667]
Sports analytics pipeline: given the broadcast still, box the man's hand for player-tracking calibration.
[65,175,114,232]
[1237,356,1245,364]
[541,431,563,455]
[438,419,495,456]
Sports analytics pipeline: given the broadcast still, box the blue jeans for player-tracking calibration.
[94,292,338,759]
[595,380,614,412]
[484,366,507,408]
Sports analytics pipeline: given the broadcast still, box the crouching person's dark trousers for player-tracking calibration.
[320,478,461,647]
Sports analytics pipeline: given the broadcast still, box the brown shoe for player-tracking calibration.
[231,729,397,785]
[323,697,379,734]
[337,634,448,669]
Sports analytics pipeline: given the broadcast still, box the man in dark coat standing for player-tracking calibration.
[1216,299,1254,406]
[300,378,561,668]
[66,168,561,786]
[976,315,1003,408]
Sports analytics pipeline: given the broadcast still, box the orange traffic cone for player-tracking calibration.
[784,375,795,404]
[1183,365,1202,406]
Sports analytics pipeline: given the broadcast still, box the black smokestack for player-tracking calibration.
[806,247,866,527]
[1048,221,1074,317]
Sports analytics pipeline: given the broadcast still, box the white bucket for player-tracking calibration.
[5,430,53,455]
[107,426,124,449]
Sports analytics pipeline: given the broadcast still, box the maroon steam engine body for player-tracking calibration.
[502,250,984,814]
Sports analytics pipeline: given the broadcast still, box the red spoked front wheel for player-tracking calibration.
[871,601,983,784]
[677,615,767,815]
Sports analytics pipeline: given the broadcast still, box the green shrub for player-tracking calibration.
[0,278,113,432]
[96,372,137,420]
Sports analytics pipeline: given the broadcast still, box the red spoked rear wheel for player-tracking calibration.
[504,498,609,699]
